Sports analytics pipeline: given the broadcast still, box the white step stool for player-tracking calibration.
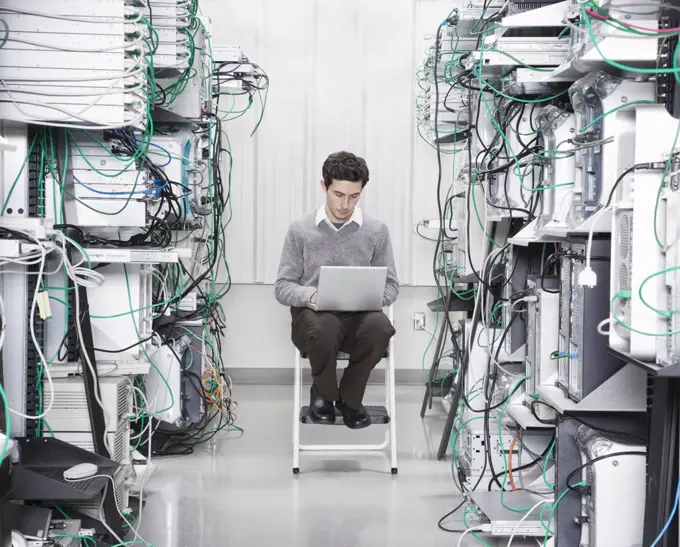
[292,308,398,475]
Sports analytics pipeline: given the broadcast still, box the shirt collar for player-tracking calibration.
[315,204,363,231]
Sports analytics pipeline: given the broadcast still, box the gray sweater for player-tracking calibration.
[274,212,400,308]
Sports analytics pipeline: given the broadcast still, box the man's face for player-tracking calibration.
[322,179,363,222]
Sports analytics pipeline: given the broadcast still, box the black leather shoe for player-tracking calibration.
[336,399,371,430]
[309,385,336,424]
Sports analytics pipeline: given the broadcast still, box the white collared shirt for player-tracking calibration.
[315,204,363,232]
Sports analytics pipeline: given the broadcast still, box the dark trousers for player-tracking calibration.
[290,308,396,409]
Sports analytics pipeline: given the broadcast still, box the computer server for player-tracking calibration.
[501,244,545,361]
[558,239,621,401]
[524,276,559,420]
[536,107,577,232]
[574,425,646,547]
[569,72,654,226]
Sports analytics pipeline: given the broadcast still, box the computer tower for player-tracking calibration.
[560,238,622,401]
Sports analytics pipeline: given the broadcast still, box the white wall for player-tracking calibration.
[202,0,460,370]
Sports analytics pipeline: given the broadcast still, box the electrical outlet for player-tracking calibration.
[422,219,440,230]
[413,312,426,331]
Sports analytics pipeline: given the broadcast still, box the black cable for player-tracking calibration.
[565,451,645,493]
[529,400,559,425]
[604,163,652,209]
[438,501,467,533]
[431,20,459,342]
[540,252,561,294]
[90,335,155,354]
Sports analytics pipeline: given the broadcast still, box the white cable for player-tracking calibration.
[7,232,55,420]
[506,500,552,547]
[6,35,145,53]
[597,317,613,335]
[96,483,124,545]
[54,232,113,456]
[457,526,489,547]
[6,110,149,131]
[69,267,105,288]
[4,68,146,83]
[556,190,575,223]
[0,7,131,23]
[511,296,534,313]
[581,205,611,287]
[0,54,148,128]
[0,80,149,128]
[3,82,146,100]
[150,268,170,307]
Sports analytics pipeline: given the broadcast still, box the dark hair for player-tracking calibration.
[322,151,370,189]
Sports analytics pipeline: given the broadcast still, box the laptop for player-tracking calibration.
[315,266,387,312]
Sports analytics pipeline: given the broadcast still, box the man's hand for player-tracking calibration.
[309,291,318,309]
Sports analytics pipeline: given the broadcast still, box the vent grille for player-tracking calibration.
[560,257,572,334]
[619,263,630,292]
[618,213,631,258]
[571,263,584,341]
[618,212,633,294]
[43,378,130,420]
[46,394,90,409]
[117,383,128,417]
[527,303,537,366]
[558,333,569,386]
[44,425,129,463]
[526,300,537,394]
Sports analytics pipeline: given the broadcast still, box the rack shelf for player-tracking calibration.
[506,403,555,430]
[427,296,475,312]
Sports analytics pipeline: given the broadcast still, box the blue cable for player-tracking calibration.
[147,142,173,167]
[650,476,680,547]
[125,131,173,167]
[74,176,167,197]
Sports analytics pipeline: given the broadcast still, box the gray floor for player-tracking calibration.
[138,385,466,547]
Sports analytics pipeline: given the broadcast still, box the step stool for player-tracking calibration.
[292,308,398,475]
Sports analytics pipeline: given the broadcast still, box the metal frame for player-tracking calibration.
[420,293,453,419]
[292,307,397,474]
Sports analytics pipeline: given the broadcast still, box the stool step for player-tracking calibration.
[300,351,389,360]
[299,405,390,425]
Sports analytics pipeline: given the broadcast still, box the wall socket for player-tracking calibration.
[413,312,426,331]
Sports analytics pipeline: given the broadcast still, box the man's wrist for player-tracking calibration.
[308,290,318,310]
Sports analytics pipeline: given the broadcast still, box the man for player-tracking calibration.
[274,151,399,429]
